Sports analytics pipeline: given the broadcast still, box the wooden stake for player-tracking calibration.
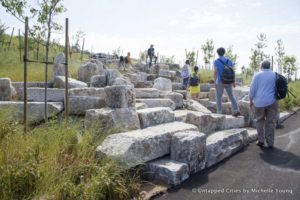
[23,18,28,133]
[64,18,69,124]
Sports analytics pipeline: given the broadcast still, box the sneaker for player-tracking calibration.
[232,112,241,117]
[256,141,264,147]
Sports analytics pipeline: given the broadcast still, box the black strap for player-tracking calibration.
[218,58,229,67]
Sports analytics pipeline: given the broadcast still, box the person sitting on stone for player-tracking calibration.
[125,52,132,67]
[118,55,125,70]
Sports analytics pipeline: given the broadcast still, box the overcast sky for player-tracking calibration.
[1,0,299,74]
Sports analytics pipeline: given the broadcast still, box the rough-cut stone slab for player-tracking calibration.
[197,99,232,114]
[135,103,148,110]
[209,88,228,102]
[174,110,189,122]
[69,87,105,98]
[208,87,249,102]
[96,122,198,167]
[0,78,16,101]
[145,157,189,186]
[184,99,212,114]
[245,128,258,143]
[90,75,107,87]
[153,77,172,91]
[222,115,245,129]
[174,90,187,100]
[136,98,176,110]
[53,76,87,88]
[137,107,175,128]
[106,69,122,86]
[200,84,214,92]
[206,128,249,167]
[135,88,160,99]
[24,87,64,102]
[78,59,104,82]
[233,87,249,101]
[0,101,63,124]
[199,92,209,99]
[160,92,184,109]
[104,85,135,108]
[52,53,70,81]
[186,112,225,134]
[85,107,140,134]
[159,69,176,78]
[172,83,183,91]
[238,100,255,126]
[69,96,105,115]
[150,64,169,74]
[134,81,153,88]
[171,131,206,173]
[111,77,133,86]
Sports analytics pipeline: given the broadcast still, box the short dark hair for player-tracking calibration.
[185,60,190,65]
[194,66,199,71]
[217,47,226,56]
[261,60,271,69]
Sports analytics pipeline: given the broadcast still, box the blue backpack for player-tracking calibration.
[218,58,235,84]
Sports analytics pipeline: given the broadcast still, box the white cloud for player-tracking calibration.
[248,1,262,7]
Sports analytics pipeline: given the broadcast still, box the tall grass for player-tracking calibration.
[0,112,141,200]
[279,80,300,111]
[0,34,89,82]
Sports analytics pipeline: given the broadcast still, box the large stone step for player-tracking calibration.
[96,122,198,167]
[137,107,175,128]
[206,128,249,167]
[69,96,105,115]
[186,111,245,134]
[144,157,189,186]
[0,101,63,125]
[135,88,160,99]
[23,87,65,102]
[136,98,176,110]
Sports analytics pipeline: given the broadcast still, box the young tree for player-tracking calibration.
[255,33,268,63]
[185,49,196,67]
[249,48,260,72]
[201,39,214,70]
[275,39,285,74]
[72,30,85,52]
[225,45,238,66]
[0,19,9,37]
[282,55,297,82]
[1,0,66,121]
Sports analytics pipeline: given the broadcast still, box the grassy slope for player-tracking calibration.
[0,34,89,82]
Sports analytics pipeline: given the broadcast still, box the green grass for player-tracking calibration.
[0,112,141,200]
[0,34,90,82]
[279,80,300,111]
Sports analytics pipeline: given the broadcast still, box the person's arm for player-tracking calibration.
[249,76,257,108]
[214,66,218,86]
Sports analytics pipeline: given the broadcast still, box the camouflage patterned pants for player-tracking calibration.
[255,101,278,147]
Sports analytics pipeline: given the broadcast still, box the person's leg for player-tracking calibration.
[224,84,239,114]
[216,84,224,114]
[255,106,266,144]
[182,78,188,90]
[149,56,153,67]
[265,101,278,147]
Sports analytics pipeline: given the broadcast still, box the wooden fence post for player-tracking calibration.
[64,18,69,124]
[23,18,28,133]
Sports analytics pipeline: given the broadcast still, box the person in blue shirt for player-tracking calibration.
[249,60,278,148]
[214,47,240,116]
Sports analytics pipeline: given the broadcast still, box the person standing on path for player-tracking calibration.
[181,60,190,90]
[214,47,240,116]
[249,60,278,148]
